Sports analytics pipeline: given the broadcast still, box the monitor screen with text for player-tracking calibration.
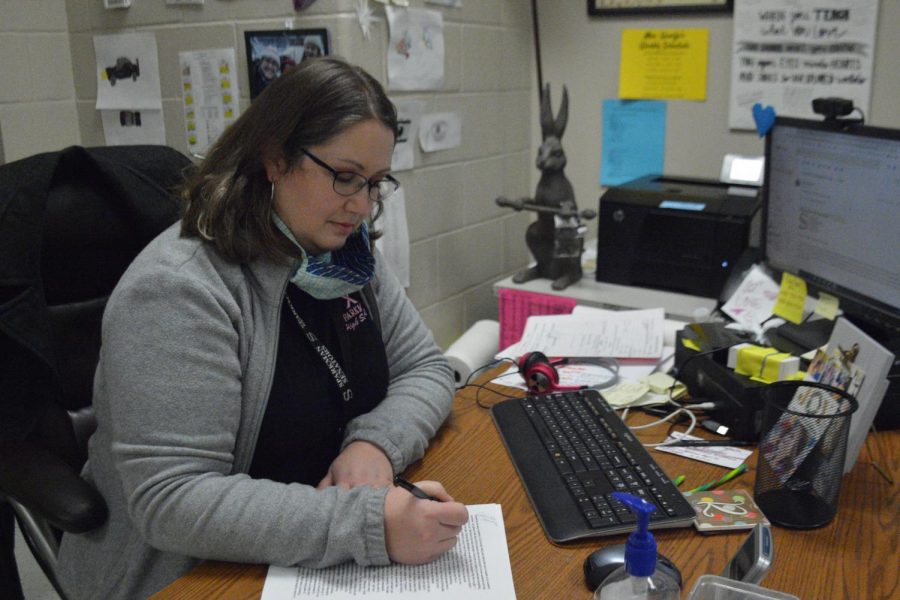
[763,117,900,332]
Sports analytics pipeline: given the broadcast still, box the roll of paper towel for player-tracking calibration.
[445,320,501,387]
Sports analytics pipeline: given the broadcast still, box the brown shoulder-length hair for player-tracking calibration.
[180,56,398,263]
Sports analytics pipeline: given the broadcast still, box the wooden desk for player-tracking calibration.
[154,383,899,599]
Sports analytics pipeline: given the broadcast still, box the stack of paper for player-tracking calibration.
[496,307,665,361]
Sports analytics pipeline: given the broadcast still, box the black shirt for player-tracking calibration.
[249,285,388,485]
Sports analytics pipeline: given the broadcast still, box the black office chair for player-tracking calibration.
[0,145,193,599]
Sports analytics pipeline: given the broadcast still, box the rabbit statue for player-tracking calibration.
[496,84,596,291]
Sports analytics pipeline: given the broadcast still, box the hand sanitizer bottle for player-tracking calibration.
[594,492,681,600]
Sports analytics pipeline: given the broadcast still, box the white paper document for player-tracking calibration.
[386,7,445,91]
[721,264,780,335]
[655,432,752,469]
[100,109,165,145]
[260,504,515,600]
[418,112,462,152]
[178,48,240,156]
[497,308,664,360]
[391,99,426,171]
[728,0,878,130]
[374,187,411,288]
[94,32,162,110]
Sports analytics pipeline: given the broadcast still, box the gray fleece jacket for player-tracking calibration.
[56,224,454,600]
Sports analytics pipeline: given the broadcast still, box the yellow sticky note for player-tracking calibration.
[642,372,686,399]
[681,338,701,352]
[773,272,807,325]
[619,28,708,101]
[814,292,840,320]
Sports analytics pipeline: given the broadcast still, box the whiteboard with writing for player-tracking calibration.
[728,0,879,130]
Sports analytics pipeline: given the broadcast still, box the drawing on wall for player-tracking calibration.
[101,109,165,146]
[391,99,426,171]
[105,57,140,86]
[418,112,461,152]
[244,29,330,99]
[94,32,162,110]
[385,7,445,91]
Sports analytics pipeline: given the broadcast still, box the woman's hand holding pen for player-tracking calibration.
[384,480,469,565]
[317,441,394,490]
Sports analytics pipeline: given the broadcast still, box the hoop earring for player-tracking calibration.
[270,180,276,203]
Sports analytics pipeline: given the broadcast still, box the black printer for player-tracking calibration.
[596,175,761,299]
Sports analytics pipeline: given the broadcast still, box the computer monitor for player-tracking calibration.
[762,116,900,337]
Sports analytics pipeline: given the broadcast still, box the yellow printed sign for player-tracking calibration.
[619,28,708,101]
[773,272,807,324]
[814,292,840,320]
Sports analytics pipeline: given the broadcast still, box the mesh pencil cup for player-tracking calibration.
[754,381,857,529]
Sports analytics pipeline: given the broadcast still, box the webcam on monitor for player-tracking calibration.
[812,97,863,124]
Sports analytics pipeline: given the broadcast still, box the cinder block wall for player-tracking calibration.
[53,0,535,348]
[0,0,80,162]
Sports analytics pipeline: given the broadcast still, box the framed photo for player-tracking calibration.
[244,28,330,99]
[588,0,733,16]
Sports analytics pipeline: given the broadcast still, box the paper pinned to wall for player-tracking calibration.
[728,0,879,130]
[94,32,162,110]
[375,186,411,287]
[600,99,665,186]
[419,112,461,152]
[618,28,709,101]
[391,99,426,171]
[386,6,445,91]
[179,48,241,157]
[101,109,165,145]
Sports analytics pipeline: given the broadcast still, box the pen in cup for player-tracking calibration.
[393,475,441,502]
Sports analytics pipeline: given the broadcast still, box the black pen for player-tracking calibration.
[393,475,442,501]
[665,440,756,447]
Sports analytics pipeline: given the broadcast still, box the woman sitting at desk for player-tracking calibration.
[57,57,468,599]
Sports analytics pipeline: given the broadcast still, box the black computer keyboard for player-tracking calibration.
[491,389,695,543]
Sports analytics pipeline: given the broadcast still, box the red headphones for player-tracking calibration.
[517,351,583,394]
[517,351,621,394]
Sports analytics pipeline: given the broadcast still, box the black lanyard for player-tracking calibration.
[284,295,355,403]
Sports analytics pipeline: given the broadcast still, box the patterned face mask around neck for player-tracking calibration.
[272,212,375,300]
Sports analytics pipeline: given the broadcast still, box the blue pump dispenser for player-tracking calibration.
[595,492,681,600]
[617,492,657,577]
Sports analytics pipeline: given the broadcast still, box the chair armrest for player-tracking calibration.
[0,441,107,533]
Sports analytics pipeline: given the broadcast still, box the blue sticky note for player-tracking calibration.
[752,103,777,137]
[600,100,666,187]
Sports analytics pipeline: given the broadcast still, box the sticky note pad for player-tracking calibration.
[814,292,840,320]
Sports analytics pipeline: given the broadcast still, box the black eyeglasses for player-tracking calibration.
[300,148,400,202]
